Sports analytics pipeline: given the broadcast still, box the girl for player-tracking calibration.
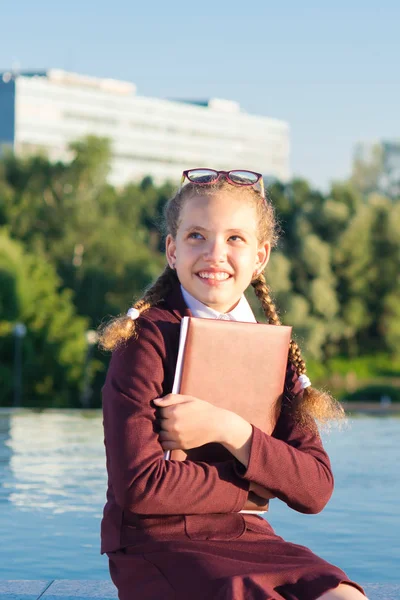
[99,169,367,600]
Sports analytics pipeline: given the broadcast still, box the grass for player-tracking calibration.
[306,353,400,402]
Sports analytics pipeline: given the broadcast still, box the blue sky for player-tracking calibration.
[1,0,399,190]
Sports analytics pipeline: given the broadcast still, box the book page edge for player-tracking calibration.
[164,316,190,461]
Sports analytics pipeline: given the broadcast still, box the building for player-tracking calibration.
[0,69,290,187]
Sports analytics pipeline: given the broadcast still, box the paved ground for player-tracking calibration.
[0,581,398,599]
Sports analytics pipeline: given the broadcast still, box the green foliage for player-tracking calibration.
[344,385,400,403]
[351,143,385,198]
[308,352,400,380]
[1,135,165,327]
[0,231,94,407]
[0,135,399,406]
[350,142,400,200]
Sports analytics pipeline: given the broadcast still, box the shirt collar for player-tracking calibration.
[180,285,257,323]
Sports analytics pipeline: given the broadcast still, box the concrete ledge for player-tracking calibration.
[0,581,398,599]
[0,580,51,599]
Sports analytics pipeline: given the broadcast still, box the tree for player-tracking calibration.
[1,134,398,406]
[351,142,400,200]
[0,230,95,407]
[334,195,400,356]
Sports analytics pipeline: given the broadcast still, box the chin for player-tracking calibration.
[199,290,230,309]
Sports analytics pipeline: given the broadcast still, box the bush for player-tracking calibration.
[343,385,400,403]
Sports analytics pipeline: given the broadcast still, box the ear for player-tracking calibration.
[165,234,177,269]
[255,240,271,273]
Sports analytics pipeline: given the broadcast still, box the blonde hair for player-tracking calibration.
[99,179,344,427]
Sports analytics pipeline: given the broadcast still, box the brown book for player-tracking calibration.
[165,317,292,513]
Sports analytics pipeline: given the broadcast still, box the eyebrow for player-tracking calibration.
[183,225,251,236]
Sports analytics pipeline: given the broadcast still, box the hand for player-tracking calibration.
[153,394,226,451]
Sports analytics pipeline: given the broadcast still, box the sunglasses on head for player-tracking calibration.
[181,168,265,199]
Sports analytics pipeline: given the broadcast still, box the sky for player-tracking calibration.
[1,0,399,190]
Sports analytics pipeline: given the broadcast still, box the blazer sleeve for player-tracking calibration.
[102,316,249,516]
[233,363,334,514]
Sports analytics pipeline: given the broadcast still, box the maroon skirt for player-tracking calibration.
[107,514,366,600]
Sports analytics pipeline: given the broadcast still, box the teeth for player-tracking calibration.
[198,272,230,281]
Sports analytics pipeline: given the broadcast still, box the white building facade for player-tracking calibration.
[0,69,290,187]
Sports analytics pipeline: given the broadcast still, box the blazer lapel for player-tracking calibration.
[164,281,193,321]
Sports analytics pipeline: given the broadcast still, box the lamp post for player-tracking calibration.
[80,329,98,408]
[13,323,27,407]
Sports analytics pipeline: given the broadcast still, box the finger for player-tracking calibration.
[157,407,172,419]
[158,415,174,430]
[153,394,188,407]
[158,430,174,442]
[161,441,180,451]
[156,405,179,419]
[158,418,177,435]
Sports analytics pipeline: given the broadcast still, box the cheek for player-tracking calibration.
[235,249,258,271]
[186,243,202,257]
[175,244,199,266]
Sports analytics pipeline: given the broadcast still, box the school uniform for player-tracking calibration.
[101,282,366,599]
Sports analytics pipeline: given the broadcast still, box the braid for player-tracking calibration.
[98,266,178,351]
[252,272,304,373]
[287,339,307,376]
[251,273,281,326]
[251,272,345,428]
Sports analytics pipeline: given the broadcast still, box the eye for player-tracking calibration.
[229,234,245,242]
[187,231,204,240]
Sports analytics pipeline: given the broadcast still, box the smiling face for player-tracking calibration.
[165,190,271,313]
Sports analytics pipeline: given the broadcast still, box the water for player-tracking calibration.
[0,409,399,582]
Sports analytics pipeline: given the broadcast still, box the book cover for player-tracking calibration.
[164,317,292,512]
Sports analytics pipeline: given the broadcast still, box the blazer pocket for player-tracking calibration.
[121,513,186,546]
[244,515,277,536]
[184,513,246,541]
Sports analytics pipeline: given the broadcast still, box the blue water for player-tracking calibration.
[0,409,399,582]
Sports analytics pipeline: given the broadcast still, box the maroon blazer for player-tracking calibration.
[101,283,334,554]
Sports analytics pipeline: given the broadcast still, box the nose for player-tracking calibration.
[203,238,227,263]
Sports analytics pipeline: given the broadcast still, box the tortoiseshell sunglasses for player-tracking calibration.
[180,168,265,199]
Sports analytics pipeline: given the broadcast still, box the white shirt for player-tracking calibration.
[180,286,257,323]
